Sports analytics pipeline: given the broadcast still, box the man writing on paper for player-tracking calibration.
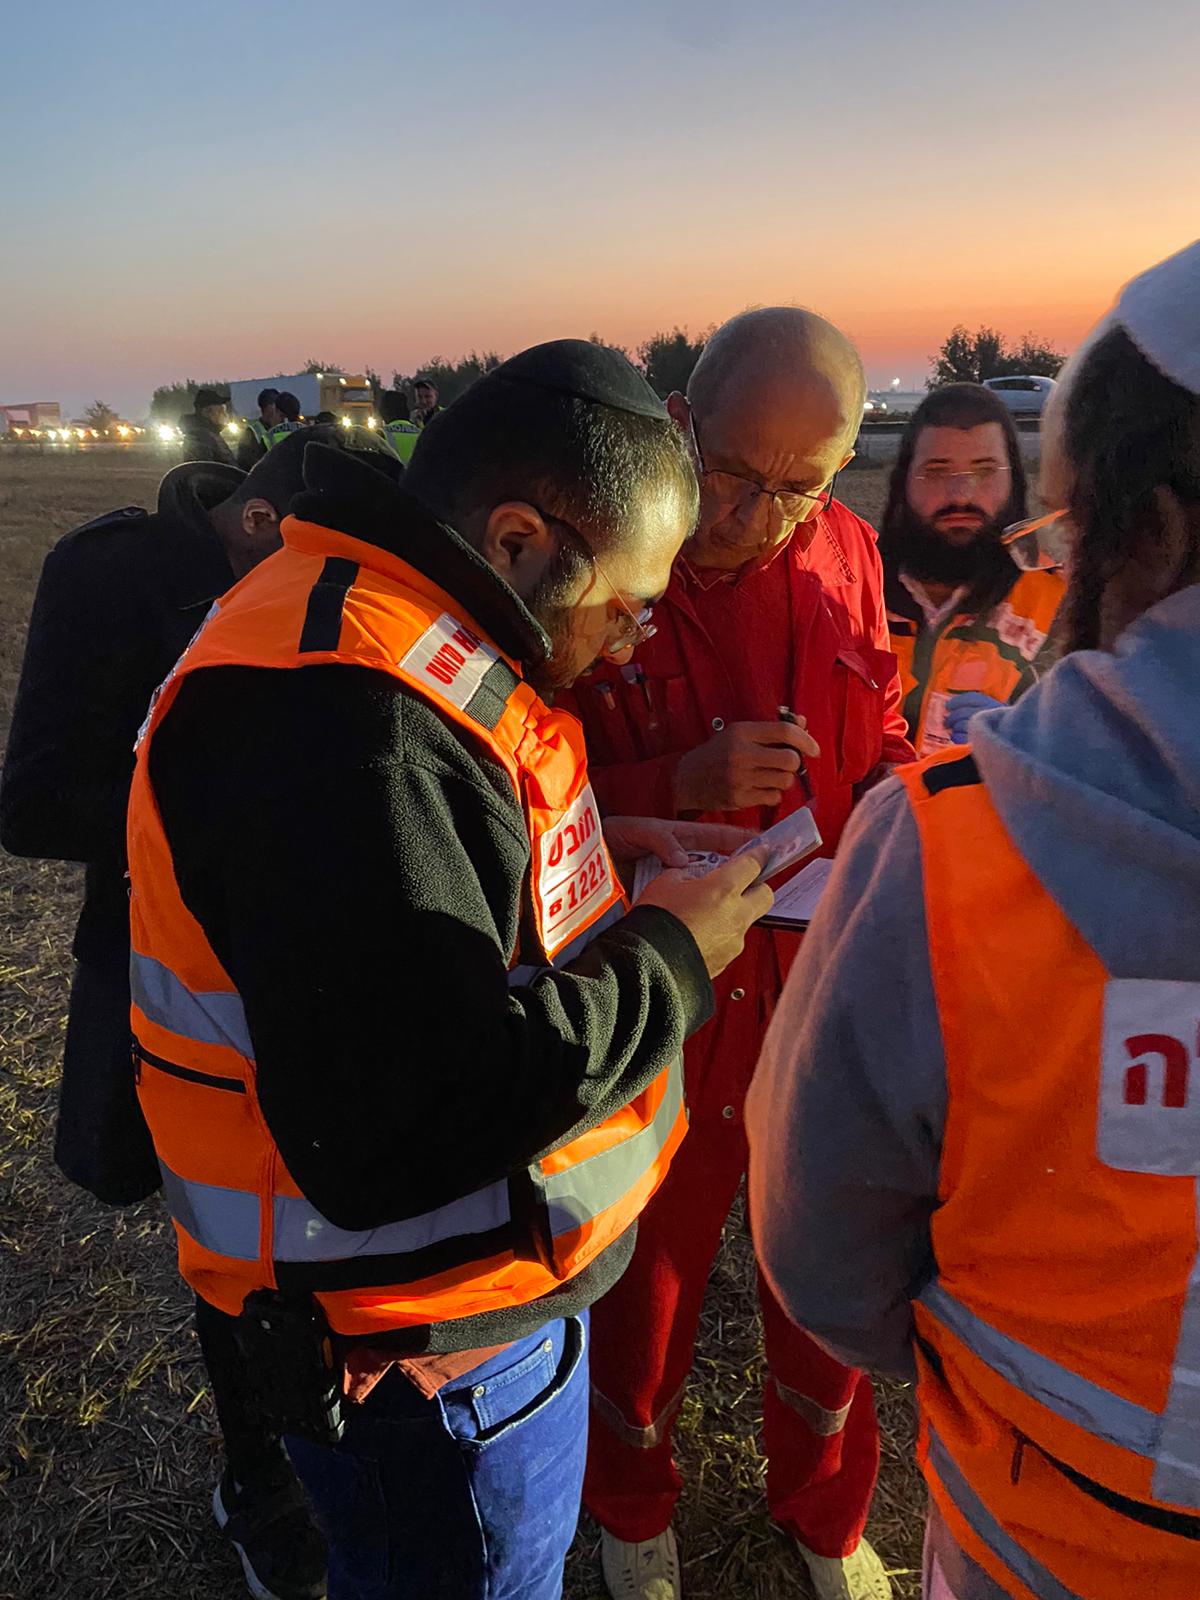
[125,342,773,1599]
[561,308,913,1600]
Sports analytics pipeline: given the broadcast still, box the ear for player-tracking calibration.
[1145,486,1200,599]
[1102,486,1200,646]
[478,502,557,598]
[240,497,280,541]
[666,391,690,438]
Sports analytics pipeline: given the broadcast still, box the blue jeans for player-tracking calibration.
[286,1314,588,1599]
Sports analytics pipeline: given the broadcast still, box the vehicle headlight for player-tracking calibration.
[158,423,176,442]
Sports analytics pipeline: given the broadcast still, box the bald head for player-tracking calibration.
[674,307,866,571]
[689,308,866,446]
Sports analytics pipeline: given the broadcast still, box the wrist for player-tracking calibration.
[669,753,696,814]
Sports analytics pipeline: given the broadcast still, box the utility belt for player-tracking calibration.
[234,1290,345,1447]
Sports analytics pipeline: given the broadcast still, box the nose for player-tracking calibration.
[733,487,786,546]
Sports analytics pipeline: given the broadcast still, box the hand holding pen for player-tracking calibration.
[672,710,820,813]
[777,706,815,803]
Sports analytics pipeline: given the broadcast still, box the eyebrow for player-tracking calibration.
[918,453,1006,466]
[715,451,825,494]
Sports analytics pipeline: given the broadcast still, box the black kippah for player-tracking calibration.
[490,339,668,419]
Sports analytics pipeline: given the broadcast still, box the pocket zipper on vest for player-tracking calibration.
[132,1043,246,1093]
[1011,1429,1028,1486]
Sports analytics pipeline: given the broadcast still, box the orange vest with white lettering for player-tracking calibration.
[888,568,1065,755]
[901,749,1200,1599]
[127,515,688,1336]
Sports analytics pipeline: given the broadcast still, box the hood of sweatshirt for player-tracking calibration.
[970,582,1200,978]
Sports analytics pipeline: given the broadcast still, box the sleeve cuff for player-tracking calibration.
[618,903,714,1037]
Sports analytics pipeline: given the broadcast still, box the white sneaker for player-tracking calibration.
[600,1526,682,1600]
[796,1537,892,1600]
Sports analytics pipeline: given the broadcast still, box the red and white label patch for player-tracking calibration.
[1099,979,1200,1175]
[398,612,499,710]
[534,785,614,957]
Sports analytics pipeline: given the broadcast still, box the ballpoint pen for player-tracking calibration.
[777,705,814,804]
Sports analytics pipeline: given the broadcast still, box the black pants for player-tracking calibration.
[57,960,285,1486]
[194,1293,287,1485]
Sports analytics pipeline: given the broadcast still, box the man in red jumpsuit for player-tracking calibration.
[561,308,914,1600]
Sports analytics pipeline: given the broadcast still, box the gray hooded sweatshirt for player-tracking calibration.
[746,583,1200,1596]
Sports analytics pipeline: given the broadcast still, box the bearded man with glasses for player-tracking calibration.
[559,308,913,1600]
[878,383,1067,755]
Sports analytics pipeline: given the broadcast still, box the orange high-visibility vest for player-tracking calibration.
[127,515,688,1337]
[900,749,1200,1599]
[889,569,1065,755]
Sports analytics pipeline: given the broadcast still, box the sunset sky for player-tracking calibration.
[4,0,1197,419]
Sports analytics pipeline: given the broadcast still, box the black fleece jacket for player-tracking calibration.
[1,463,240,966]
[148,446,713,1352]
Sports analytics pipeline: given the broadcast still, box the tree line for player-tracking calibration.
[140,324,1065,422]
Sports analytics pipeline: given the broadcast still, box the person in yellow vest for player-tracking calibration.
[237,388,285,469]
[748,238,1200,1600]
[379,387,421,463]
[878,383,1066,755]
[266,390,305,448]
[126,340,773,1600]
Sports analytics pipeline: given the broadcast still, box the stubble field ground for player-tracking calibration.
[0,450,924,1600]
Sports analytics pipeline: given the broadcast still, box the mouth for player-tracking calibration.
[935,514,984,530]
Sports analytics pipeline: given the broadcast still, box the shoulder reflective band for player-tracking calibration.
[131,951,254,1059]
[920,1282,1160,1456]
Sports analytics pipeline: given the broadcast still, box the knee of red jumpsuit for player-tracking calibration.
[584,1028,754,1541]
[759,1287,881,1556]
[584,1209,698,1540]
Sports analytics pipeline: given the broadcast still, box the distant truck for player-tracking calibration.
[2,400,62,432]
[229,373,375,426]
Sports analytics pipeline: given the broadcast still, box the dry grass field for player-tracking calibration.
[0,451,924,1600]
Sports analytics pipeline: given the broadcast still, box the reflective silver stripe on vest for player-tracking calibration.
[271,1178,510,1262]
[1152,1188,1200,1507]
[507,897,626,989]
[159,1158,511,1264]
[544,1058,683,1239]
[131,951,254,1058]
[160,1162,261,1260]
[920,1281,1159,1456]
[927,1424,1086,1600]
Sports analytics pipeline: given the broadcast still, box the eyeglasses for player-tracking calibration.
[1001,508,1071,572]
[689,411,838,524]
[912,466,1011,492]
[532,507,657,651]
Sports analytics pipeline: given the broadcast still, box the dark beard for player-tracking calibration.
[891,508,1014,592]
[524,549,589,696]
[525,604,576,696]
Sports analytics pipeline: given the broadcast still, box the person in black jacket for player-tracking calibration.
[179,387,238,466]
[140,342,772,1599]
[1,427,401,1600]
